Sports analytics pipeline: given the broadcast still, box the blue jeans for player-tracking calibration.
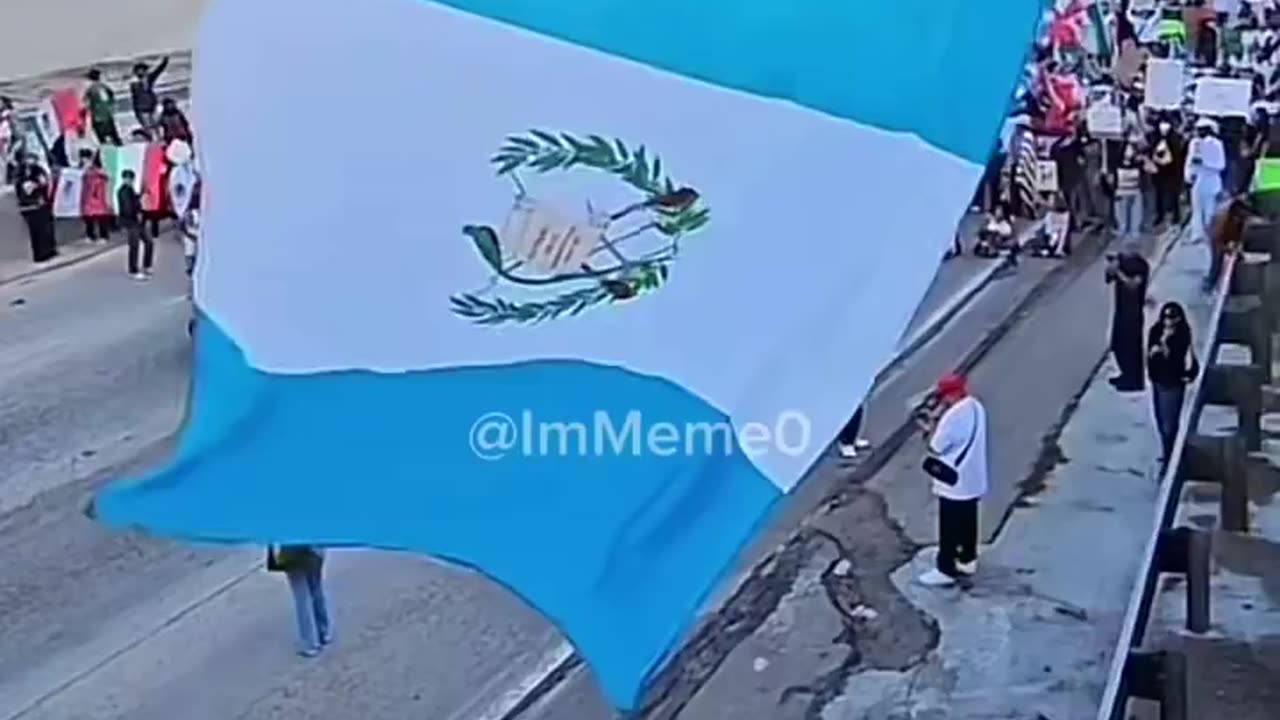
[287,564,331,651]
[1151,383,1186,462]
[1113,194,1143,239]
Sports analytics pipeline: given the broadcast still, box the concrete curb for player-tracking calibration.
[0,240,123,290]
[885,218,1047,379]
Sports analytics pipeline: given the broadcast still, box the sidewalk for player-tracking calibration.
[516,219,1127,718]
[1142,257,1280,717]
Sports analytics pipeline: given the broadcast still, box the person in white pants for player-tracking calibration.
[1186,118,1225,251]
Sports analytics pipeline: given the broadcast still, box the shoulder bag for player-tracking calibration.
[922,407,979,486]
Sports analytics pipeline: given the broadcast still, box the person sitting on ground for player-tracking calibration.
[1029,193,1072,258]
[973,205,1015,258]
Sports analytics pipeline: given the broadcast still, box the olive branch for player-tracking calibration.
[450,131,706,326]
[493,131,710,237]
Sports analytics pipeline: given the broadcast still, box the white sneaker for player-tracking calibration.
[837,443,858,459]
[916,569,957,587]
[855,438,872,450]
[956,559,978,576]
[130,272,147,281]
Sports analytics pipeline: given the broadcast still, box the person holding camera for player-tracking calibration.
[916,374,989,587]
[1106,244,1150,392]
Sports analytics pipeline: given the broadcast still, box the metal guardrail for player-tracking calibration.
[1096,217,1278,719]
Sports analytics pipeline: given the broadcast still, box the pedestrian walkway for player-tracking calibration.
[1141,258,1280,717]
[513,221,1134,719]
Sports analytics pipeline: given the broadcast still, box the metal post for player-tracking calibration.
[1157,527,1213,634]
[1125,651,1189,720]
[1222,436,1250,533]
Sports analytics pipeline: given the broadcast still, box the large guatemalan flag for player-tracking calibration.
[94,0,1041,709]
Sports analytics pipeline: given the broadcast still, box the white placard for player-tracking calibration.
[1036,160,1059,193]
[1087,102,1123,136]
[1144,59,1185,109]
[1193,77,1252,117]
[1130,0,1156,10]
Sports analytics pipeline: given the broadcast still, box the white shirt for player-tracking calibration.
[1186,135,1226,188]
[928,396,989,501]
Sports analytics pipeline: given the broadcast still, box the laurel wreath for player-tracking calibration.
[450,131,709,325]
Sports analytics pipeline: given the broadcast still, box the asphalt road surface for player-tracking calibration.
[0,234,1000,720]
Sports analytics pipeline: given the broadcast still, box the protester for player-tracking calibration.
[117,169,153,280]
[14,153,58,263]
[916,373,989,587]
[1149,118,1185,226]
[1106,244,1150,392]
[1148,301,1199,464]
[1186,118,1226,246]
[837,405,872,459]
[81,152,112,243]
[1031,192,1072,257]
[267,545,333,657]
[1107,143,1146,240]
[973,204,1015,258]
[0,96,14,184]
[1240,103,1271,192]
[1206,194,1252,290]
[130,56,170,136]
[1052,131,1089,230]
[159,98,193,144]
[181,206,200,278]
[83,68,121,146]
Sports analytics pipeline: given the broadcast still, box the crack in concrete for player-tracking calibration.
[628,233,1119,720]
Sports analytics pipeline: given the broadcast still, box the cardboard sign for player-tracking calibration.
[1194,77,1252,117]
[1144,59,1185,109]
[1087,102,1123,136]
[1036,160,1059,193]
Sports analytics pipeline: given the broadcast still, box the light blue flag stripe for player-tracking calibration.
[433,0,1046,163]
[94,0,1046,710]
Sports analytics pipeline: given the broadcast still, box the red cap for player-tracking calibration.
[936,373,967,400]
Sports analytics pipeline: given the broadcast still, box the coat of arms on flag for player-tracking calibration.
[452,132,707,325]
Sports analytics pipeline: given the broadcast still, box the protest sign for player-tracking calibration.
[1194,77,1252,116]
[1144,58,1184,109]
[52,169,84,218]
[1086,102,1123,136]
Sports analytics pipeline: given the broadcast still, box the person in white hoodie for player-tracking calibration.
[917,373,989,587]
[1186,117,1226,250]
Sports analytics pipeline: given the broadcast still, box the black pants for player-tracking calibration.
[21,207,58,262]
[1111,318,1146,389]
[144,210,164,239]
[937,497,979,578]
[838,406,864,446]
[1153,175,1181,224]
[93,118,122,146]
[84,216,111,240]
[125,223,154,274]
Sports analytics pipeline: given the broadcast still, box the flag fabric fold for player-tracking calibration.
[93,0,1042,708]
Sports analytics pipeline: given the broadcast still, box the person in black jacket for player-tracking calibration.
[116,169,153,279]
[1106,245,1150,393]
[130,56,170,136]
[1148,302,1199,463]
[14,154,57,262]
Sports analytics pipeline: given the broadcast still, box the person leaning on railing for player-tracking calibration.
[1204,194,1253,292]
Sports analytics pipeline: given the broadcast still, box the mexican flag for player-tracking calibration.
[101,142,166,213]
[32,88,86,150]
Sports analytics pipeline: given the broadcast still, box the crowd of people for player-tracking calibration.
[0,55,200,281]
[950,1,1275,282]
